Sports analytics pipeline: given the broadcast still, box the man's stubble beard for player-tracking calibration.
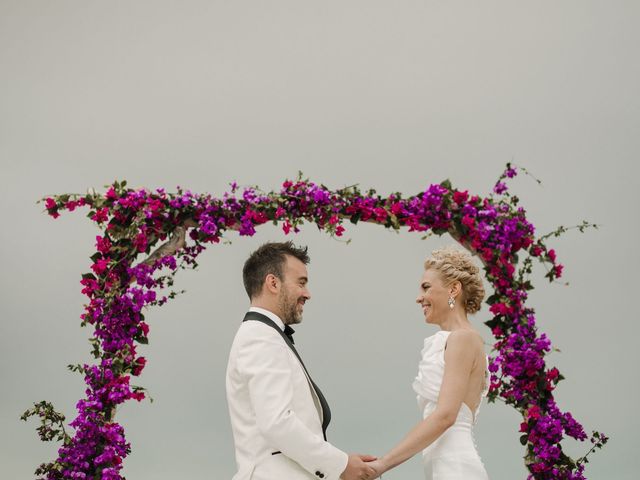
[278,288,303,325]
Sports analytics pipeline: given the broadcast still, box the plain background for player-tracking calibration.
[1,1,638,478]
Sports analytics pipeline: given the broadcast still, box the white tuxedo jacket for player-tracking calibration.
[226,309,348,480]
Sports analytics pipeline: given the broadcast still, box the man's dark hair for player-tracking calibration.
[242,241,310,299]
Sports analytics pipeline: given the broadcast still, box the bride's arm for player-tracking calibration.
[370,331,479,477]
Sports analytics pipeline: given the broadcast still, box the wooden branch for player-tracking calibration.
[139,219,197,268]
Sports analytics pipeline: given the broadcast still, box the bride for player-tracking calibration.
[369,246,490,479]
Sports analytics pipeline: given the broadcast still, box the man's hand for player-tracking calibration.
[340,454,378,480]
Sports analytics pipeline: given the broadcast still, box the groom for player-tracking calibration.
[226,241,377,480]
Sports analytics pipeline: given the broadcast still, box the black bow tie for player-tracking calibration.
[283,324,296,344]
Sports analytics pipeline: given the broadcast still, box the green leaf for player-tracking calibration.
[521,281,533,291]
[440,179,453,190]
[67,364,86,374]
[484,317,501,330]
[486,293,502,304]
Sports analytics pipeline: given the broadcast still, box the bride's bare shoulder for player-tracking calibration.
[446,329,484,351]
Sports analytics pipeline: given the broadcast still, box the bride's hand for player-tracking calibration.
[365,459,386,479]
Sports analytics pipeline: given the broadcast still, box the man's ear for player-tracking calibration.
[264,273,280,295]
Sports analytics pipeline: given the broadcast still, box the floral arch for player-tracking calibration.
[24,164,607,480]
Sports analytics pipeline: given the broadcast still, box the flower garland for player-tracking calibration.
[23,164,607,479]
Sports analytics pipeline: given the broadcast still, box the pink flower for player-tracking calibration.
[96,236,112,254]
[547,367,560,381]
[531,462,548,473]
[80,277,99,295]
[453,190,469,204]
[374,208,388,222]
[548,249,557,262]
[45,197,60,218]
[335,225,345,237]
[531,245,543,257]
[139,322,149,336]
[91,258,110,275]
[390,202,403,215]
[132,356,147,375]
[462,214,475,228]
[490,303,511,315]
[131,391,145,402]
[106,186,118,200]
[91,208,109,224]
[133,232,148,253]
[146,198,163,212]
[493,182,508,194]
[505,166,518,178]
[505,262,515,277]
[554,264,564,278]
[527,405,542,420]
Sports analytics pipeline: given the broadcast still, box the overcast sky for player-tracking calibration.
[1,1,638,479]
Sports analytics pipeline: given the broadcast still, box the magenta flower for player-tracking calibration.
[133,232,148,253]
[554,264,564,278]
[91,258,110,276]
[95,236,112,254]
[494,182,508,194]
[462,214,475,228]
[106,186,118,200]
[453,190,469,204]
[91,208,109,224]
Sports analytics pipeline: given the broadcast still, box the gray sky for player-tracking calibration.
[1,1,638,478]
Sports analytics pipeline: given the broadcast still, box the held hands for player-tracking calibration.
[340,454,379,480]
[364,459,387,478]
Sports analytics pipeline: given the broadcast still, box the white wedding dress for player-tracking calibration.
[412,330,489,480]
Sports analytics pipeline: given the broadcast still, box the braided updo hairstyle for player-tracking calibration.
[424,246,485,314]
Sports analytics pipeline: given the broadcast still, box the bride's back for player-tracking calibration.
[447,331,488,422]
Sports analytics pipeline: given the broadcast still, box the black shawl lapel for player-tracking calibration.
[243,311,332,440]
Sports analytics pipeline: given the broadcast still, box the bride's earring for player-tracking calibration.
[448,296,455,309]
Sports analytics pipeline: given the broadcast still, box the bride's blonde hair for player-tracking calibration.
[424,246,485,314]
